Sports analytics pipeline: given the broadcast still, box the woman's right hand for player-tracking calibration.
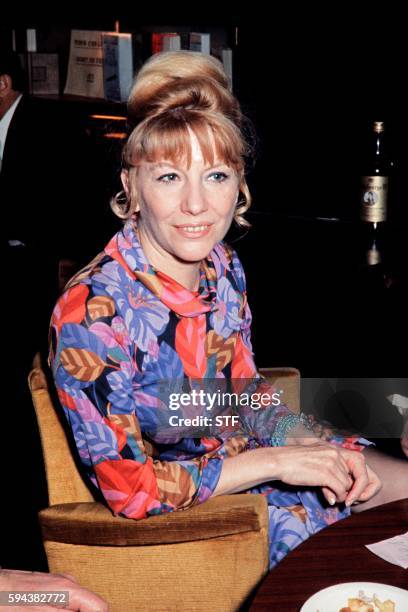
[273,442,381,507]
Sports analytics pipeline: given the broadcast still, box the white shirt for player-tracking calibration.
[0,94,23,171]
[1,94,24,243]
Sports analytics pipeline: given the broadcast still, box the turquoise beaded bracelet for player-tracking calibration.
[271,412,313,447]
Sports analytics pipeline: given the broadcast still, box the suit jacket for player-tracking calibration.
[0,96,51,247]
[1,94,101,259]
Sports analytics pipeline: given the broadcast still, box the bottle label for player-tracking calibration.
[360,176,388,222]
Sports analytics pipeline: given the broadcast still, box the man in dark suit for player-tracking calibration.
[0,49,99,571]
[1,49,99,259]
[1,48,65,571]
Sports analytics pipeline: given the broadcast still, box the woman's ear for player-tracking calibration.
[120,169,130,196]
[121,168,140,214]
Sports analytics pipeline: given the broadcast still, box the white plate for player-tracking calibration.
[300,582,408,611]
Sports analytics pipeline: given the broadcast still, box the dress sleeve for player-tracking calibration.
[49,282,226,519]
[227,246,301,438]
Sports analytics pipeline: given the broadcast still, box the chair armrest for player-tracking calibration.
[39,493,268,547]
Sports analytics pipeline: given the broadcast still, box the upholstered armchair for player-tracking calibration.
[28,358,299,611]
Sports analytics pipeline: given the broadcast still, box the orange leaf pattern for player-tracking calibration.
[51,284,89,331]
[60,348,105,381]
[175,315,207,378]
[205,330,237,372]
[87,296,115,320]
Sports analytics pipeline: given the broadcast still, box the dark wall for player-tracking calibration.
[234,9,408,222]
[4,6,408,225]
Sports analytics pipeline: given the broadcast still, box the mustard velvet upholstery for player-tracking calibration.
[258,366,300,414]
[29,359,300,611]
[42,531,269,612]
[39,496,269,546]
[29,363,93,506]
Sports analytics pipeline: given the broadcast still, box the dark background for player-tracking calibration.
[3,6,408,223]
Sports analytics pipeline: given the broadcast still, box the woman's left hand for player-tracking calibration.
[322,450,382,507]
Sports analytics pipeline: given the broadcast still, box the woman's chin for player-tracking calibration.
[173,241,217,262]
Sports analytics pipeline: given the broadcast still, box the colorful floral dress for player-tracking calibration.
[49,220,362,569]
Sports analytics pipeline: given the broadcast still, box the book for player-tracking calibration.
[102,32,133,102]
[64,30,104,98]
[26,29,37,52]
[189,32,211,54]
[151,33,180,54]
[162,35,181,52]
[222,48,233,91]
[24,53,59,95]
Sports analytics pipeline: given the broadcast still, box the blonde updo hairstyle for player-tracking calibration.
[111,51,253,228]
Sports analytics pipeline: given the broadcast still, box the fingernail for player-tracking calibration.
[345,498,354,507]
[328,495,336,506]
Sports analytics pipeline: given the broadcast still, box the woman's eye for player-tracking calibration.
[157,173,179,183]
[209,172,228,182]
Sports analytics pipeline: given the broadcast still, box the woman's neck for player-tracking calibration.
[136,226,201,291]
[160,261,200,291]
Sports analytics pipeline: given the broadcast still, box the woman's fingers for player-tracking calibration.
[321,465,353,504]
[343,452,369,506]
[321,486,338,505]
[321,450,382,507]
[343,453,381,506]
[276,443,382,508]
[275,444,356,502]
[347,463,382,505]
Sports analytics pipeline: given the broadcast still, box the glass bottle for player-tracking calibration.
[365,234,382,266]
[359,121,392,227]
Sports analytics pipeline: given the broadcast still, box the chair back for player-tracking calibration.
[258,366,301,413]
[28,355,94,506]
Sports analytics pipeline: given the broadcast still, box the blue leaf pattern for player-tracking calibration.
[82,421,119,464]
[61,323,108,359]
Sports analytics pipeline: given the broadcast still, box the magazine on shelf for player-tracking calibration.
[102,32,133,102]
[64,30,104,98]
[189,32,211,54]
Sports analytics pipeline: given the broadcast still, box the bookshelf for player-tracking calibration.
[4,23,237,105]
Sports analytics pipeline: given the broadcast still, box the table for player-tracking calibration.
[249,498,408,610]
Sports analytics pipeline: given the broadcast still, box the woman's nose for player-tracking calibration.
[180,183,209,215]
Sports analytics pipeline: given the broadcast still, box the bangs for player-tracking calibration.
[124,111,245,172]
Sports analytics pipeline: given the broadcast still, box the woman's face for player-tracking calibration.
[125,130,240,276]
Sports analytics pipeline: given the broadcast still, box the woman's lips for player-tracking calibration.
[174,224,213,239]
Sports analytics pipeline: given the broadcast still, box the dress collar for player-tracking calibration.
[105,220,225,317]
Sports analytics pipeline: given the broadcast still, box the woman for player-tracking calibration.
[49,51,408,570]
